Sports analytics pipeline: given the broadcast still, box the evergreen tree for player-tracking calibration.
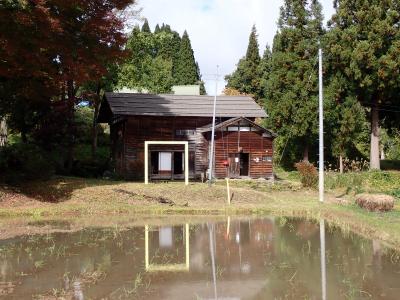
[225,25,261,98]
[118,26,174,93]
[175,30,200,85]
[258,45,272,99]
[225,25,261,99]
[326,0,400,170]
[264,0,323,162]
[141,18,151,33]
[118,25,205,94]
[154,24,160,33]
[330,97,366,173]
[154,26,181,77]
[141,56,173,93]
[196,62,207,95]
[245,25,261,66]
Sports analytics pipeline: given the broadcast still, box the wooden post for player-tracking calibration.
[145,225,149,270]
[185,142,189,186]
[145,142,149,184]
[226,177,231,205]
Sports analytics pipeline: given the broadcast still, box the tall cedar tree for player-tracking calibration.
[258,45,272,100]
[155,24,181,79]
[265,0,323,162]
[0,0,133,170]
[141,18,151,33]
[326,0,400,170]
[225,25,261,98]
[175,31,201,86]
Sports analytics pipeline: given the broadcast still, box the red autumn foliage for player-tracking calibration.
[0,0,133,97]
[0,0,135,169]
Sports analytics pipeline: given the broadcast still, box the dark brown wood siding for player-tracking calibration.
[111,116,274,180]
[212,130,273,178]
[115,116,211,179]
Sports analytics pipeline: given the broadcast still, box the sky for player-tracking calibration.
[138,0,336,95]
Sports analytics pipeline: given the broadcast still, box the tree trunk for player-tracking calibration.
[21,131,27,143]
[303,141,309,162]
[339,155,344,174]
[66,80,76,173]
[0,118,7,147]
[380,148,385,160]
[370,105,380,170]
[91,84,101,159]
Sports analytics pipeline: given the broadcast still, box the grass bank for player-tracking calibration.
[0,173,400,249]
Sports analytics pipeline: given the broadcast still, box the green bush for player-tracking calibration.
[294,161,318,188]
[325,170,400,196]
[391,189,400,199]
[71,144,110,178]
[0,143,55,183]
[75,106,109,146]
[381,160,400,171]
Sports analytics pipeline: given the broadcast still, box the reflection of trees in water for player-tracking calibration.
[253,217,400,300]
[0,227,144,299]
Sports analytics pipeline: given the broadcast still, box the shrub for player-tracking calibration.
[71,144,110,178]
[355,194,395,212]
[0,143,55,183]
[381,160,400,171]
[391,189,400,199]
[294,161,318,188]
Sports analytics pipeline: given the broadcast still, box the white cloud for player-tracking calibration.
[138,0,335,95]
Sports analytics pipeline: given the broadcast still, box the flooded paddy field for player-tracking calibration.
[0,216,399,299]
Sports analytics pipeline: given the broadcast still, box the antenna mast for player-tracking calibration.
[208,65,219,186]
[318,45,324,202]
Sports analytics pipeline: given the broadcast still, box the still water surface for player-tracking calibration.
[1,217,400,299]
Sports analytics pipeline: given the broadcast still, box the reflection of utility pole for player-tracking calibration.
[208,223,217,299]
[320,220,327,300]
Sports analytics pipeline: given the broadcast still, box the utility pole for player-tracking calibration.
[208,66,219,186]
[318,46,324,202]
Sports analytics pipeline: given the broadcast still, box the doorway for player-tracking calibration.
[240,153,249,176]
[228,153,249,178]
[173,152,184,175]
[151,151,172,177]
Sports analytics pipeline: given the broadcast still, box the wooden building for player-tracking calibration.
[97,93,276,181]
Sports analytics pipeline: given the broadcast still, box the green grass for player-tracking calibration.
[325,170,400,197]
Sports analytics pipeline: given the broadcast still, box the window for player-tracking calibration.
[159,152,172,171]
[226,126,253,132]
[175,129,195,137]
[263,156,273,162]
[126,148,137,160]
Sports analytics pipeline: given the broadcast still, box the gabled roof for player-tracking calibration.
[198,117,277,138]
[97,93,267,122]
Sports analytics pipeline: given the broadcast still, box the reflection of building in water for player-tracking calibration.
[143,218,277,300]
[145,224,190,272]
